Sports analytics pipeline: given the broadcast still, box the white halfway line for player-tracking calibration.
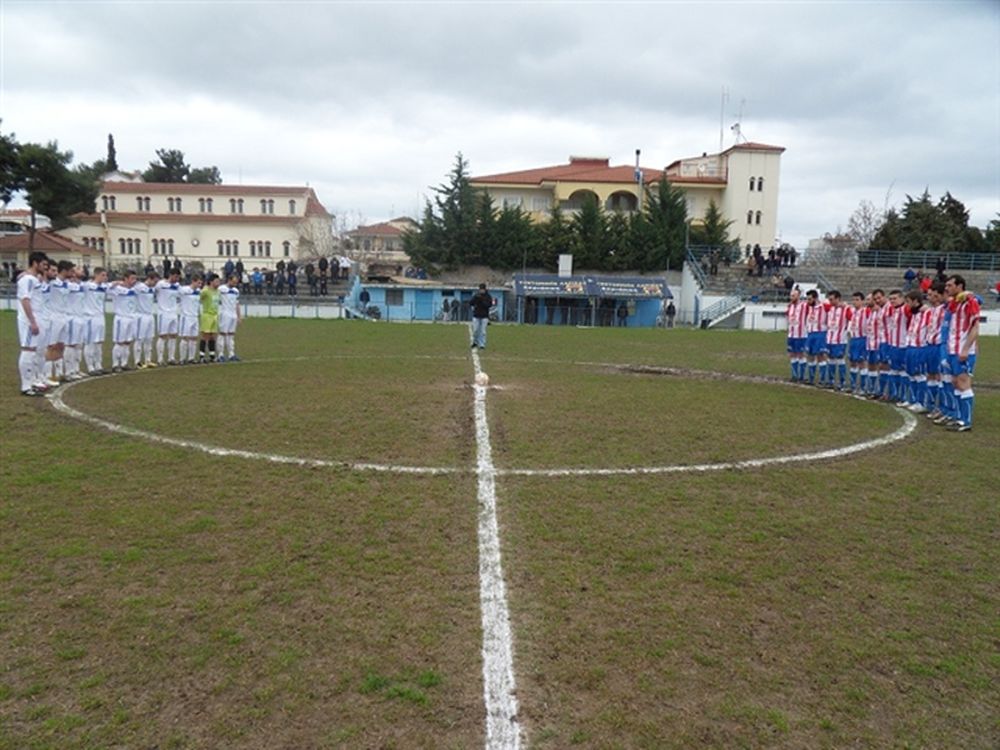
[471,345,523,749]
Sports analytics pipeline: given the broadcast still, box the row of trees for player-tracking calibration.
[846,190,999,253]
[403,154,737,273]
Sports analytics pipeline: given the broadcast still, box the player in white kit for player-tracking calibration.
[178,275,204,364]
[81,267,110,374]
[63,268,89,380]
[108,271,139,372]
[15,252,49,396]
[217,273,242,362]
[133,271,159,368]
[46,260,75,382]
[154,269,182,365]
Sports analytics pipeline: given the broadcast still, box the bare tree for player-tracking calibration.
[847,199,884,251]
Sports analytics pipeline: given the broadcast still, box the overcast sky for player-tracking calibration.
[2,0,998,247]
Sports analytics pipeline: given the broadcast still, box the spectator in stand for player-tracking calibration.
[709,249,720,276]
[789,247,797,267]
[162,257,172,278]
[252,268,263,295]
[318,256,329,295]
[172,258,183,276]
[746,254,756,276]
[903,266,917,291]
[276,259,286,277]
[617,303,628,327]
[339,256,352,279]
[305,262,317,295]
[223,259,235,280]
[784,274,795,292]
[287,268,297,296]
[665,300,676,328]
[265,269,275,295]
[935,255,947,279]
[919,272,932,294]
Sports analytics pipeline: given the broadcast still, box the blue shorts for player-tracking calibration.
[827,343,846,360]
[867,348,881,366]
[888,346,905,371]
[948,354,976,377]
[807,331,828,356]
[786,337,807,354]
[905,347,924,376]
[849,338,867,362]
[923,345,941,375]
[879,343,890,364]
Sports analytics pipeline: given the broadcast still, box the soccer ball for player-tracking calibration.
[475,372,490,387]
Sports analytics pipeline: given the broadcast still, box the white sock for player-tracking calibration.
[35,351,47,381]
[169,338,178,362]
[156,337,165,362]
[144,339,153,362]
[227,336,236,358]
[19,351,36,391]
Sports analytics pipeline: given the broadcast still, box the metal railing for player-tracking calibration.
[686,248,708,289]
[699,295,743,326]
[857,250,999,271]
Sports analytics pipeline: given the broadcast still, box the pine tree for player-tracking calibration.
[106,134,118,172]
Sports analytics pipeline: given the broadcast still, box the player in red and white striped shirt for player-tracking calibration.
[847,292,867,394]
[944,275,980,431]
[902,290,930,411]
[923,281,947,418]
[824,290,852,389]
[882,290,907,401]
[785,288,808,382]
[804,290,829,385]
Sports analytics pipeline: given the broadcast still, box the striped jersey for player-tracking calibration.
[864,306,883,350]
[825,304,852,345]
[925,303,946,345]
[905,307,930,347]
[804,302,828,334]
[786,299,807,338]
[947,295,981,356]
[847,304,865,338]
[884,304,907,347]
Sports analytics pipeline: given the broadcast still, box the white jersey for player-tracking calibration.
[218,284,240,315]
[49,277,72,317]
[66,281,86,318]
[36,279,52,320]
[109,284,138,317]
[82,281,109,317]
[179,286,202,317]
[16,273,44,324]
[134,282,156,315]
[154,280,181,315]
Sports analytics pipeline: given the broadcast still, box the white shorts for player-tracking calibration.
[86,316,106,345]
[180,315,200,338]
[219,314,238,335]
[67,317,87,346]
[49,315,68,346]
[136,314,155,341]
[113,315,136,343]
[158,314,179,336]
[18,317,48,350]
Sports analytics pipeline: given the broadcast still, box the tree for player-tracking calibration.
[1,126,22,204]
[641,176,688,270]
[570,194,606,270]
[106,133,118,172]
[16,140,98,247]
[690,199,736,250]
[142,148,222,184]
[983,214,1000,252]
[846,199,884,251]
[538,205,573,271]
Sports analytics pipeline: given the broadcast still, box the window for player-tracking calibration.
[237,198,244,214]
[747,211,753,225]
[98,238,105,252]
[749,176,755,191]
[102,195,117,211]
[386,289,403,306]
[232,240,238,256]
[757,177,764,192]
[755,211,762,225]
[532,196,551,212]
[281,240,289,257]
[260,198,274,215]
[288,199,296,214]
[264,240,271,257]
[168,197,182,212]
[167,239,174,254]
[119,238,126,254]
[135,238,141,254]
[205,197,213,213]
[249,241,256,257]
[224,241,232,256]
[126,238,134,254]
[230,199,237,213]
[218,240,224,256]
[137,196,148,211]
[152,239,160,254]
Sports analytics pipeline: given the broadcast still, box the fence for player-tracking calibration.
[856,250,999,271]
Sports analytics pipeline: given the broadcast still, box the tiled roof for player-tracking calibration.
[304,189,331,219]
[101,181,316,196]
[0,208,33,217]
[351,222,406,237]
[722,142,786,154]
[0,230,100,254]
[471,157,666,187]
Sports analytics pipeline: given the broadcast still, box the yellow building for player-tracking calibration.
[470,142,784,253]
[61,180,334,272]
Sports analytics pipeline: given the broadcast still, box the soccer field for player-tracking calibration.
[1,314,997,749]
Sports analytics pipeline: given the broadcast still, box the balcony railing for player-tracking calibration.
[857,250,999,271]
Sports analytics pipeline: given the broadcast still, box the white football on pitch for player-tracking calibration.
[475,372,490,386]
